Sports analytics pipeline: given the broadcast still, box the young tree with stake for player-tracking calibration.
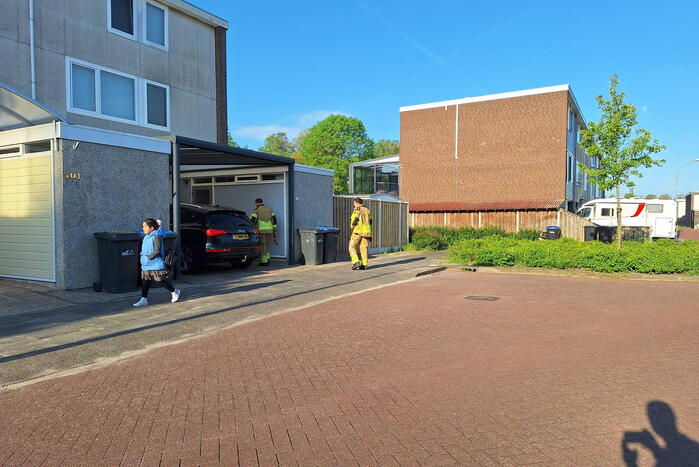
[579,74,665,248]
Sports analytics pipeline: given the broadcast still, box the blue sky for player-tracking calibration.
[196,0,699,197]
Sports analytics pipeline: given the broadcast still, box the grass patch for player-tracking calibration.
[448,237,699,275]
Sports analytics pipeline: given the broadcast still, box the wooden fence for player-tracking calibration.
[333,197,409,256]
[410,208,595,241]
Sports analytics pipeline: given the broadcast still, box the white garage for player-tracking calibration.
[0,144,55,281]
[0,84,60,282]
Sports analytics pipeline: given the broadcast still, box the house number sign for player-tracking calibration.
[65,172,81,179]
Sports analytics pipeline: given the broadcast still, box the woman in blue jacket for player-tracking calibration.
[133,218,181,307]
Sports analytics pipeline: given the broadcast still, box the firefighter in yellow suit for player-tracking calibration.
[349,198,371,270]
[250,198,277,266]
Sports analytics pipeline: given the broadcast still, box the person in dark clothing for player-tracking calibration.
[133,218,180,307]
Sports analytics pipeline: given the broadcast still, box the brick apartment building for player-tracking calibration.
[400,85,600,216]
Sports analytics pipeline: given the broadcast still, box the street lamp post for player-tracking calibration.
[675,158,699,226]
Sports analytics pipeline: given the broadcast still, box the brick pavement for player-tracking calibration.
[0,271,698,466]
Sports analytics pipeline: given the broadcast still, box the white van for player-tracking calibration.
[576,198,677,239]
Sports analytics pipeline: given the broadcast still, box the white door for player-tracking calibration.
[0,152,55,281]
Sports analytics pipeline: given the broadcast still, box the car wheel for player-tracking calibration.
[230,257,253,269]
[180,245,198,274]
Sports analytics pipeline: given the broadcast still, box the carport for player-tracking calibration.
[172,136,296,272]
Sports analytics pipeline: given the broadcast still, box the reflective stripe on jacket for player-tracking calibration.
[251,205,277,232]
[351,206,372,237]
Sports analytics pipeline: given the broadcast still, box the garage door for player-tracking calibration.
[0,152,54,281]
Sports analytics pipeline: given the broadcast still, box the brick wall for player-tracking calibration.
[214,27,228,146]
[400,91,569,206]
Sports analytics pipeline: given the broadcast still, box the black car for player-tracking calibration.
[179,203,261,273]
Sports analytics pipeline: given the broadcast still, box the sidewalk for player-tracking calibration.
[0,253,447,388]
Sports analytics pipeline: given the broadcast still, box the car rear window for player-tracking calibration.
[207,212,251,230]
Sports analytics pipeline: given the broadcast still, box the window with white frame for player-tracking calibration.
[145,1,167,48]
[108,0,168,50]
[67,58,169,130]
[109,0,136,37]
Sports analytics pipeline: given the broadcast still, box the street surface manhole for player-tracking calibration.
[464,295,499,301]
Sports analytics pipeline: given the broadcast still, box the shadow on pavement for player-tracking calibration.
[363,256,426,270]
[621,400,699,466]
[0,263,419,364]
[0,280,291,340]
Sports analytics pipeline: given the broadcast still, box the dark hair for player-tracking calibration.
[255,198,263,204]
[143,218,159,229]
[353,198,363,205]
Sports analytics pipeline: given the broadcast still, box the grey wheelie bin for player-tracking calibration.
[93,232,142,293]
[316,227,340,263]
[298,229,325,265]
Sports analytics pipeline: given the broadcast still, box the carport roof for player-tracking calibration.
[0,82,66,131]
[176,136,295,166]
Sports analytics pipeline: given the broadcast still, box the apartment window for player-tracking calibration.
[67,58,169,129]
[71,64,96,111]
[567,107,572,132]
[109,0,135,37]
[101,71,135,120]
[145,82,168,127]
[108,0,168,50]
[566,151,574,183]
[145,2,167,48]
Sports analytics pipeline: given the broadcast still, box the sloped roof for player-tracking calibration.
[410,199,565,212]
[0,82,66,131]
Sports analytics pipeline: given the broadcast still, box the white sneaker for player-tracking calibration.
[132,297,148,307]
[171,289,181,303]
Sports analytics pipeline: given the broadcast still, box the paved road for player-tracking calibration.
[0,253,445,387]
[1,270,698,466]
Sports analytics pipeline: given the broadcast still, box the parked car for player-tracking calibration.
[179,203,261,273]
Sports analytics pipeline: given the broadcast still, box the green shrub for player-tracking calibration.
[409,226,540,250]
[447,236,699,275]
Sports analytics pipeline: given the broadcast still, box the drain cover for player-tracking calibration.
[464,295,499,301]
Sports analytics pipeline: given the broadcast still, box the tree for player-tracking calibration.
[579,74,665,248]
[623,192,636,199]
[373,139,400,159]
[658,194,672,200]
[258,132,296,157]
[644,194,658,200]
[297,115,375,193]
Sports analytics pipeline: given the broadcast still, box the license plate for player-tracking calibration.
[233,234,249,240]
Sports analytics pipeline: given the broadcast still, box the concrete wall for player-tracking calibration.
[293,169,333,263]
[0,0,217,141]
[54,140,170,289]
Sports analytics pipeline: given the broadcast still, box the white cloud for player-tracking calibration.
[294,109,350,127]
[232,109,352,142]
[231,124,299,140]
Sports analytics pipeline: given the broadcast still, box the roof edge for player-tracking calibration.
[400,85,570,112]
[161,0,228,29]
[175,135,295,165]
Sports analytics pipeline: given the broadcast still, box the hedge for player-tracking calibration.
[447,237,699,274]
[410,226,540,250]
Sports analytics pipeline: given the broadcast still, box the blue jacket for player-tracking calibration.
[141,226,166,271]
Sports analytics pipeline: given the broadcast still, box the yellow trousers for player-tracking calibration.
[260,232,273,262]
[348,234,369,266]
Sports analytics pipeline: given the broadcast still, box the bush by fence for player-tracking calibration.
[448,237,699,274]
[410,226,540,250]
